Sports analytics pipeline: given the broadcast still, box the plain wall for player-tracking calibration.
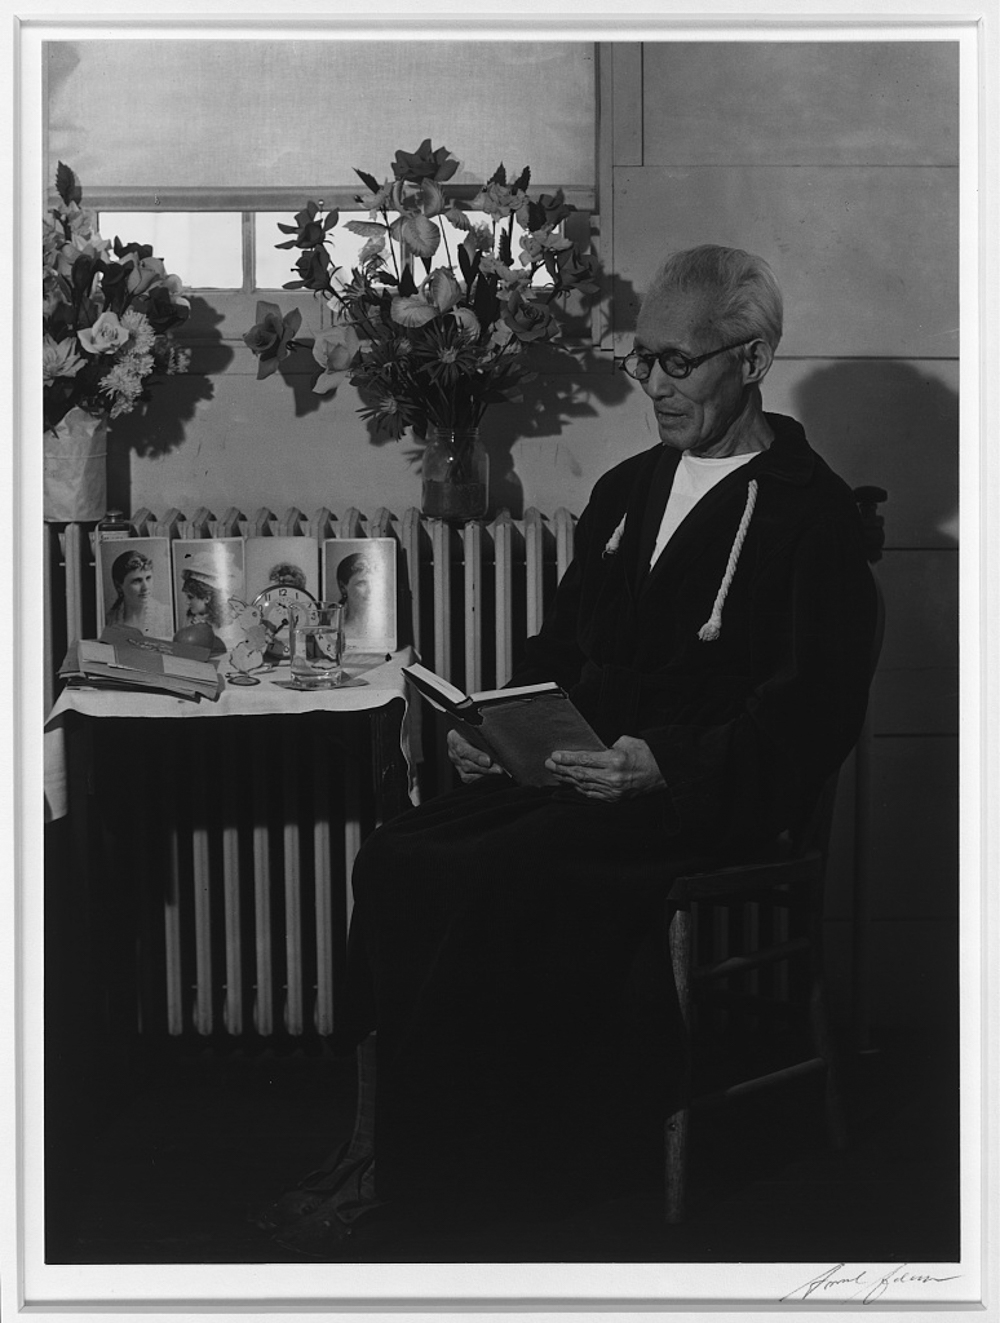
[109,39,959,1038]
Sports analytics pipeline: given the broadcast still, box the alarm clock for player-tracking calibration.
[252,582,320,660]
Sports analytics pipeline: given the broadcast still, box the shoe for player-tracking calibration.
[250,1141,372,1231]
[273,1199,392,1259]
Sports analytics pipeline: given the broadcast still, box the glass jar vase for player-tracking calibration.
[421,427,489,523]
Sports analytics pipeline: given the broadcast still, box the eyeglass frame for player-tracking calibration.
[617,338,754,382]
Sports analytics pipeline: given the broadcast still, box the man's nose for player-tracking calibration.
[641,361,675,396]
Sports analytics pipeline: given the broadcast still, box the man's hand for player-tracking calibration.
[447,728,505,783]
[545,735,666,802]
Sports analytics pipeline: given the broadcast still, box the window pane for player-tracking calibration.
[440,212,554,289]
[256,211,555,291]
[97,212,243,289]
[255,213,406,291]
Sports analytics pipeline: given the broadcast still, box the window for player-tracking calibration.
[68,39,601,347]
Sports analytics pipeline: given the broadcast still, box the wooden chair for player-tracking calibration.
[663,494,887,1225]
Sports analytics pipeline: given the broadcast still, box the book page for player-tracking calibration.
[77,641,117,666]
[471,681,559,703]
[162,655,218,681]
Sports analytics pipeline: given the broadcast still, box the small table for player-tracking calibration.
[44,649,416,1045]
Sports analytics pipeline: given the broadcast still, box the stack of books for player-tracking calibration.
[59,626,224,702]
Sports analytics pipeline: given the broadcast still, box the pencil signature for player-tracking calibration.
[781,1262,961,1304]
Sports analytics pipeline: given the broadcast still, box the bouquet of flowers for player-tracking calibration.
[243,139,598,443]
[43,162,192,434]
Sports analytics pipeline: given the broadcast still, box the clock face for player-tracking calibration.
[252,583,319,659]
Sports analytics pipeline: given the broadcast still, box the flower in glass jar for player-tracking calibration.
[391,138,460,184]
[43,334,86,382]
[519,229,573,264]
[312,322,361,395]
[502,291,558,344]
[77,310,131,355]
[412,319,482,390]
[243,300,303,380]
[277,201,339,251]
[122,252,171,296]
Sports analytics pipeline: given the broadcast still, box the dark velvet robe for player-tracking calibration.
[340,413,877,1218]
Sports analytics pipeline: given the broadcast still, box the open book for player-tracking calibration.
[403,662,606,787]
[60,626,224,702]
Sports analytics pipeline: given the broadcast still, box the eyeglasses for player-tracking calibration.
[618,339,751,381]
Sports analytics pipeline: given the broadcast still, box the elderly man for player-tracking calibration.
[266,245,877,1251]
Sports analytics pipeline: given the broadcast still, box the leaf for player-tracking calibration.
[487,162,507,187]
[458,243,473,286]
[400,214,441,262]
[390,296,438,328]
[71,253,97,295]
[358,235,387,264]
[355,168,381,194]
[345,220,389,238]
[444,205,471,232]
[498,228,513,268]
[512,165,531,193]
[56,162,81,206]
[473,273,499,326]
[398,266,418,297]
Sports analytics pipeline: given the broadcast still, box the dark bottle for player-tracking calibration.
[97,509,132,541]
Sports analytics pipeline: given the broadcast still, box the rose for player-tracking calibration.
[471,180,524,222]
[516,189,575,232]
[54,233,105,282]
[519,229,573,265]
[391,139,460,184]
[311,323,361,396]
[285,245,333,294]
[242,300,303,380]
[42,334,86,381]
[124,254,169,296]
[479,253,532,290]
[276,202,337,251]
[502,292,558,343]
[77,310,131,355]
[551,244,598,293]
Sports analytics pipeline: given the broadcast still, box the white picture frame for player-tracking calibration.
[244,536,320,605]
[322,537,397,653]
[170,537,247,651]
[95,536,175,641]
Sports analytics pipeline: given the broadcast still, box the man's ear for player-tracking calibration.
[742,338,774,386]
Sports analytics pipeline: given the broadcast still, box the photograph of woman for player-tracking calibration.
[97,539,174,639]
[323,538,396,651]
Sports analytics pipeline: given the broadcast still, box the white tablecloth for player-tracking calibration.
[45,647,416,821]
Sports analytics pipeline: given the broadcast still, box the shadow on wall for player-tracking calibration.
[107,297,231,513]
[790,360,959,548]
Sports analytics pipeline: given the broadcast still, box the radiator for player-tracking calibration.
[45,507,577,1040]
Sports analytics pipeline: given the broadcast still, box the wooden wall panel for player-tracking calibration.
[767,359,959,549]
[642,42,959,167]
[825,917,960,1034]
[612,165,959,357]
[867,735,959,921]
[869,550,959,737]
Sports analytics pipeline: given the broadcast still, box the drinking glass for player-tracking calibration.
[289,601,345,688]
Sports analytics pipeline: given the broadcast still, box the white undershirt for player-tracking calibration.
[650,451,757,568]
